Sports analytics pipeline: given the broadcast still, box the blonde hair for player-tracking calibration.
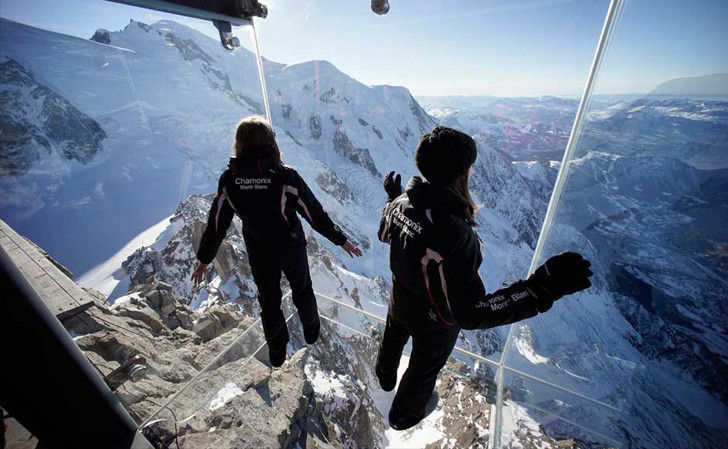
[233,116,282,165]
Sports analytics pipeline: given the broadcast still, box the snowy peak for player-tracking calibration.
[268,57,436,177]
[0,57,106,175]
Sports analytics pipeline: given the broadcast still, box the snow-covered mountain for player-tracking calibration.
[581,98,728,169]
[0,17,434,275]
[1,17,727,449]
[501,153,728,448]
[0,58,106,176]
[424,96,577,163]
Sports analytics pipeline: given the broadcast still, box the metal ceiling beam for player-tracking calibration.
[105,0,266,26]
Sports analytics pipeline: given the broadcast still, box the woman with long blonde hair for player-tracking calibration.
[192,116,362,367]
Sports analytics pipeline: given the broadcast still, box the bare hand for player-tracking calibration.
[191,263,209,287]
[341,241,362,258]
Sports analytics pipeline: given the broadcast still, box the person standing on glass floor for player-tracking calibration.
[192,116,362,367]
[376,126,593,430]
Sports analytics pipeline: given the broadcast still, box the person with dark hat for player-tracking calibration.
[376,126,593,430]
[192,116,362,368]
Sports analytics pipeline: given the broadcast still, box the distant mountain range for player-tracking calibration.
[651,73,728,97]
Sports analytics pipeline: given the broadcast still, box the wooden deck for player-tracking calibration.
[0,219,95,319]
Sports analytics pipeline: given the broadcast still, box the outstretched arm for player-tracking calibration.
[196,174,236,265]
[291,170,362,257]
[442,225,592,330]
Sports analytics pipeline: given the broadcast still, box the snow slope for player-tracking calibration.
[77,214,173,296]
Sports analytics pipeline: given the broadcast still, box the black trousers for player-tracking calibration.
[376,304,460,419]
[247,239,319,349]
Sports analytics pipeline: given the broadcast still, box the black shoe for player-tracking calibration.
[303,317,320,344]
[388,392,439,431]
[375,364,397,392]
[269,343,287,368]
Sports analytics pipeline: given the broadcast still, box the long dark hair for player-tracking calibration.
[233,116,283,167]
[450,169,480,226]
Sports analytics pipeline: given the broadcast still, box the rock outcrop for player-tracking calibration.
[332,130,381,178]
[61,271,385,448]
[163,350,339,449]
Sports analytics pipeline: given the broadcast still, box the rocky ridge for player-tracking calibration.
[0,58,106,175]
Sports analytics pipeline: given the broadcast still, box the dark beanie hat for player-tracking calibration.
[415,126,477,184]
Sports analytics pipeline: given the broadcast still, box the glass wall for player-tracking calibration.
[498,0,728,448]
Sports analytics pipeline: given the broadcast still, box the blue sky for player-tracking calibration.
[1,0,726,96]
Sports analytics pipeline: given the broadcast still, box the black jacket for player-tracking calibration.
[378,177,543,330]
[197,156,348,264]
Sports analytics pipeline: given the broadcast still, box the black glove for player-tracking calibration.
[384,171,402,201]
[527,252,593,310]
